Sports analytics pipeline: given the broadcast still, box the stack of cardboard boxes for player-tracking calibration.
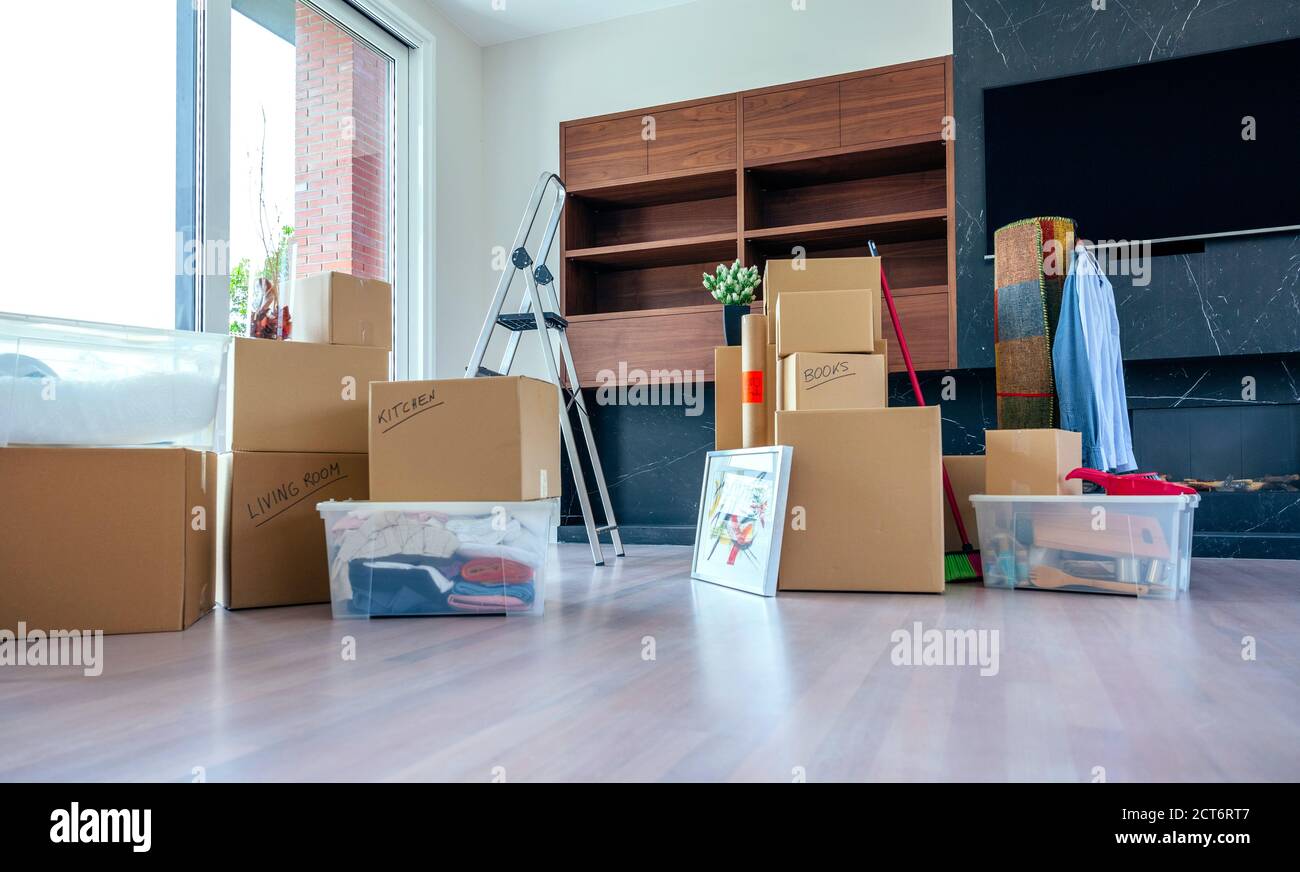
[217,272,390,610]
[0,271,394,635]
[715,256,946,594]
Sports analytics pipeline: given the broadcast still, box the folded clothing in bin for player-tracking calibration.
[321,500,553,617]
[349,555,462,615]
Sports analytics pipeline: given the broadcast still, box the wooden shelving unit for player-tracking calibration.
[560,57,956,387]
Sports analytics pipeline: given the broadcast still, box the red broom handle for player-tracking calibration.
[877,260,974,550]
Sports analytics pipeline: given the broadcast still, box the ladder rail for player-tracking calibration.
[555,329,625,557]
[464,171,622,566]
[522,269,606,565]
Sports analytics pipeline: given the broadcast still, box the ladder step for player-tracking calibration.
[475,365,504,378]
[496,312,568,332]
[595,524,619,533]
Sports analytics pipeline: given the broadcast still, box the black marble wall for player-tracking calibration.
[562,352,1300,558]
[953,0,1300,367]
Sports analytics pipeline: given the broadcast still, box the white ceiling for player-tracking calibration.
[430,0,700,46]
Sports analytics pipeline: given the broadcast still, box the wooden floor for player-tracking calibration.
[2,546,1298,782]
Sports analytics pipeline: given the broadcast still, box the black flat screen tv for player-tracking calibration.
[983,37,1300,253]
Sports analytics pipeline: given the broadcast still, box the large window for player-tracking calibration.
[227,0,396,339]
[0,0,412,366]
[0,2,185,329]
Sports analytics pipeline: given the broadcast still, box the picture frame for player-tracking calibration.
[691,445,793,597]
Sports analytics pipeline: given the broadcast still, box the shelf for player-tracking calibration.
[744,209,947,247]
[566,166,737,205]
[565,233,738,269]
[742,133,944,172]
[567,303,720,323]
[884,283,947,298]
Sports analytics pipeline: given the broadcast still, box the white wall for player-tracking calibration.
[453,0,953,379]
[377,0,484,379]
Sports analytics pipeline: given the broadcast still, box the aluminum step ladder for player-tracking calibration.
[466,171,624,566]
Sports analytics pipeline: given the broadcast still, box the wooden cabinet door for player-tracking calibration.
[647,99,737,174]
[881,290,951,372]
[841,64,946,146]
[565,117,648,187]
[742,82,840,162]
[567,309,721,387]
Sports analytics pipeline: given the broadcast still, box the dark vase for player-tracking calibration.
[723,303,751,346]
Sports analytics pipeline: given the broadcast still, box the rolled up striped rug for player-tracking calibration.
[992,216,1076,429]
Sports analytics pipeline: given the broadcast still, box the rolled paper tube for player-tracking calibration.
[741,313,767,447]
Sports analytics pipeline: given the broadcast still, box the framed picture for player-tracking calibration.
[691,445,793,597]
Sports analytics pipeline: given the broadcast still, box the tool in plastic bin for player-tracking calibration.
[1066,468,1196,496]
[867,239,980,581]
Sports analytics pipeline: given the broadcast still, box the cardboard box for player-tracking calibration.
[763,256,883,346]
[229,337,390,453]
[714,343,777,450]
[0,447,217,635]
[776,289,875,357]
[780,352,886,411]
[294,271,393,349]
[369,376,559,501]
[217,451,369,609]
[942,454,985,552]
[985,429,1083,496]
[775,407,944,593]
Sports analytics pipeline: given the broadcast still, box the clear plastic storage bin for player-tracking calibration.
[0,311,230,449]
[317,499,557,618]
[969,494,1200,599]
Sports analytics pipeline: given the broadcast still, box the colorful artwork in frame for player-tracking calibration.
[691,446,793,597]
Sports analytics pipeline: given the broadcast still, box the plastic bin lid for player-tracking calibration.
[969,493,1199,507]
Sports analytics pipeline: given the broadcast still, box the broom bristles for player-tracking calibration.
[944,550,983,582]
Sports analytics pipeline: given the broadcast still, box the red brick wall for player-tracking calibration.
[294,5,388,281]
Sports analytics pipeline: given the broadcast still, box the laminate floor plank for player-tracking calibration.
[1,548,1296,782]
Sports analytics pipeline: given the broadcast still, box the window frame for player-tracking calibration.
[196,0,433,380]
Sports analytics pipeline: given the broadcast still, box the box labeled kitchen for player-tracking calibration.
[0,447,217,635]
[217,451,369,609]
[369,376,559,501]
[293,271,393,349]
[228,337,390,453]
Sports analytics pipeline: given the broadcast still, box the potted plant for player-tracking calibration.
[704,260,761,346]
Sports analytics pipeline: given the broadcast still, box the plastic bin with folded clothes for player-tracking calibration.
[316,499,557,617]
